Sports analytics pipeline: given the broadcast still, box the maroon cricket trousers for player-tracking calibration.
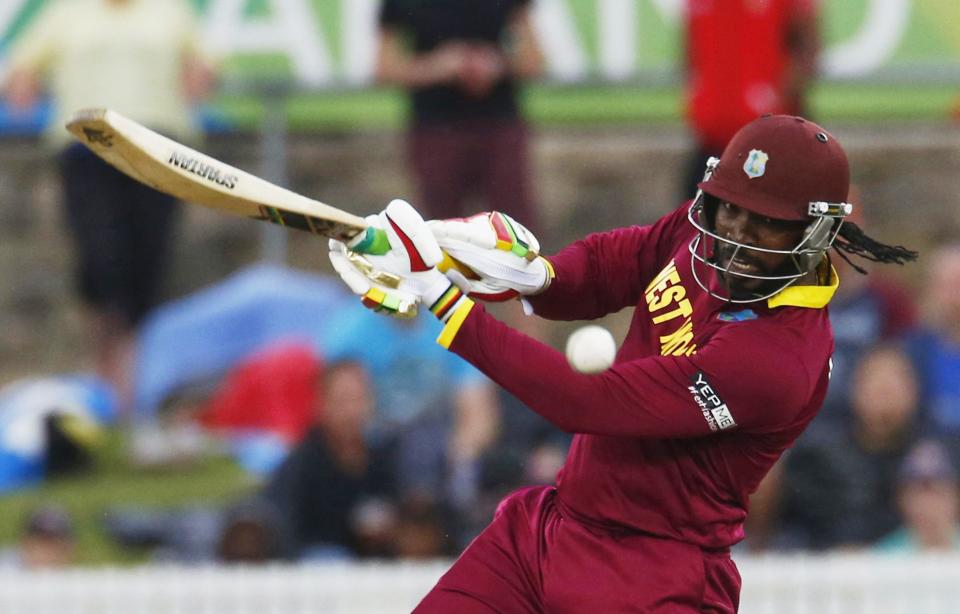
[415,486,741,613]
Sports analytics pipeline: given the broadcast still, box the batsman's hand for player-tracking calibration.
[329,199,470,322]
[429,212,553,302]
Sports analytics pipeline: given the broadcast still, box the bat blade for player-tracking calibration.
[65,108,368,243]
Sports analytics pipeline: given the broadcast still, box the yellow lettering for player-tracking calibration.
[652,298,693,325]
[645,260,698,356]
[644,260,679,296]
[648,285,687,314]
[660,318,697,356]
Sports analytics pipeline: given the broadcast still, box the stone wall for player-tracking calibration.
[0,123,957,382]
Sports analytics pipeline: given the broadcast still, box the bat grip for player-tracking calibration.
[347,226,477,279]
[349,227,392,255]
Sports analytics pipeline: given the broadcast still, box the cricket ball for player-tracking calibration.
[565,325,617,374]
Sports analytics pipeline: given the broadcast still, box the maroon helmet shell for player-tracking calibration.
[698,115,850,222]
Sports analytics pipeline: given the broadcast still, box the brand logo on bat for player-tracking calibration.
[168,150,239,189]
[83,127,114,147]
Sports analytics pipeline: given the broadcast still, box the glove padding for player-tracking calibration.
[329,199,470,321]
[429,212,552,302]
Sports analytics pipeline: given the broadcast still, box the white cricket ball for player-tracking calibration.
[565,325,617,374]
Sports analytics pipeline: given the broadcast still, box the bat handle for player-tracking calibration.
[349,227,392,255]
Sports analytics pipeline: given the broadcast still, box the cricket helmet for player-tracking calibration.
[687,115,854,303]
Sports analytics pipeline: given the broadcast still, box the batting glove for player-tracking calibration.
[429,212,553,302]
[329,199,471,322]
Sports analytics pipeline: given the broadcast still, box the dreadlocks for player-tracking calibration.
[832,221,919,275]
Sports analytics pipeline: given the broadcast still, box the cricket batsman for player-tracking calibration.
[329,115,917,612]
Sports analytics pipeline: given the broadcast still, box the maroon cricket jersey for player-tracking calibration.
[440,202,837,549]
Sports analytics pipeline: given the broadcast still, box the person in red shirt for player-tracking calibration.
[682,0,820,198]
[329,115,917,612]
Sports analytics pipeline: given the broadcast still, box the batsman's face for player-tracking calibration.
[712,201,807,295]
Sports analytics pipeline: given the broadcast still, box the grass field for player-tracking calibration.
[211,82,959,131]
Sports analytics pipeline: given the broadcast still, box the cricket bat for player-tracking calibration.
[65,108,389,253]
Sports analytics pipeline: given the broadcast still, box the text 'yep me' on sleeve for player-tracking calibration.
[528,204,694,322]
[445,306,812,439]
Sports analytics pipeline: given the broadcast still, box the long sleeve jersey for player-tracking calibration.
[438,203,837,549]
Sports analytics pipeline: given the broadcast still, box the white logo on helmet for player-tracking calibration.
[742,149,769,179]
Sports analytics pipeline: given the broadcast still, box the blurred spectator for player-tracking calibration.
[875,440,960,553]
[779,343,919,550]
[260,360,398,560]
[375,0,544,230]
[681,0,819,197]
[0,505,77,569]
[392,496,453,560]
[324,308,500,532]
[0,375,114,493]
[103,504,224,564]
[216,498,293,564]
[3,0,215,414]
[816,194,917,428]
[905,244,960,469]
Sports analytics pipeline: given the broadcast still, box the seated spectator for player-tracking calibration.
[1,505,77,569]
[391,496,453,560]
[779,343,920,549]
[260,360,398,560]
[216,498,293,564]
[905,244,960,468]
[103,503,225,564]
[322,308,500,523]
[875,440,960,553]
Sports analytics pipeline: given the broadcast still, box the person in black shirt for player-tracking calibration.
[375,0,544,231]
[261,360,397,559]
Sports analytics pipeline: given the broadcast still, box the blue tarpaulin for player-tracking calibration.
[133,264,350,420]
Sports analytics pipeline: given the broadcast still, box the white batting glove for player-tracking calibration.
[429,212,553,302]
[329,199,470,322]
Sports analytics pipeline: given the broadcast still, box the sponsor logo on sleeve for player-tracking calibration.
[688,371,737,431]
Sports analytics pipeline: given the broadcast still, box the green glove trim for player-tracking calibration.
[351,227,392,255]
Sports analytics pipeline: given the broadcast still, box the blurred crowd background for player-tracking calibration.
[0,0,958,570]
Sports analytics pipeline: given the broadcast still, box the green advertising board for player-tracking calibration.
[1,1,958,127]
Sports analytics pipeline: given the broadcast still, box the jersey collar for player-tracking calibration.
[766,260,839,309]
